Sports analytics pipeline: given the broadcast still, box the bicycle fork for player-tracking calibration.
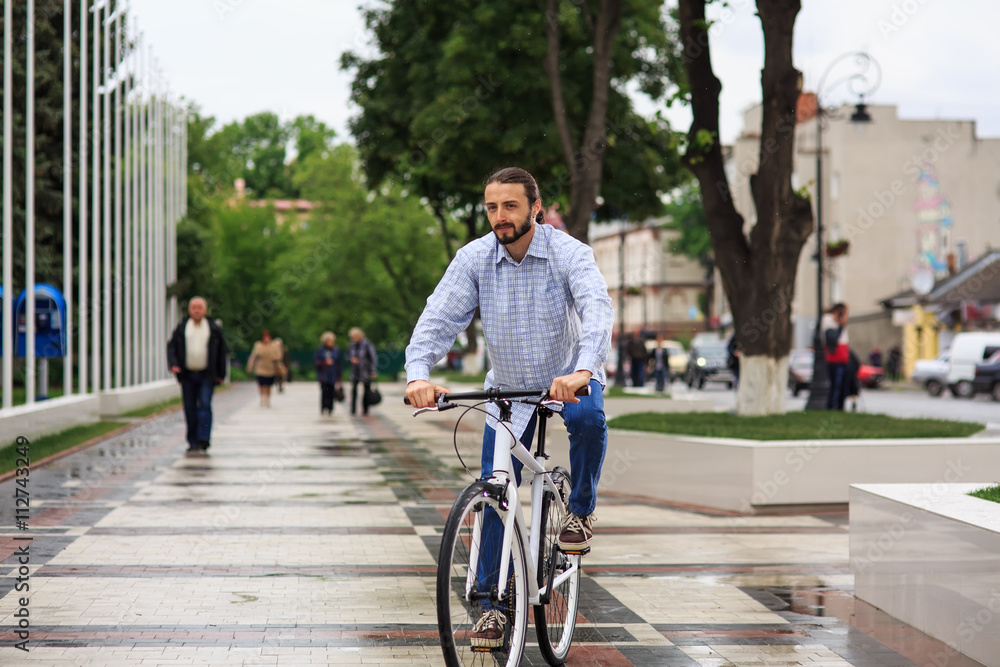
[465,418,549,607]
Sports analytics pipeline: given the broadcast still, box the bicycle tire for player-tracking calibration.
[533,466,581,665]
[437,481,529,667]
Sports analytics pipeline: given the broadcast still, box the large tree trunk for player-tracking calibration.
[678,0,814,415]
[544,0,622,244]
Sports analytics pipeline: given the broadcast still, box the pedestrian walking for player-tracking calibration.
[727,332,741,390]
[348,327,378,416]
[651,336,670,392]
[627,331,648,387]
[405,166,613,647]
[314,331,343,416]
[246,330,284,408]
[887,345,902,382]
[822,303,850,410]
[167,297,229,455]
[274,336,292,393]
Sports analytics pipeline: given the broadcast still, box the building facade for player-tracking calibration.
[590,220,710,344]
[727,99,1000,363]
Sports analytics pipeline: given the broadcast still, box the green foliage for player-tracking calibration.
[342,0,687,241]
[272,147,450,352]
[186,108,339,203]
[969,485,1000,504]
[662,183,712,265]
[209,203,294,351]
[607,411,985,440]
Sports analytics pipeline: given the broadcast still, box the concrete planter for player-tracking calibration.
[552,429,1000,512]
[851,483,1000,667]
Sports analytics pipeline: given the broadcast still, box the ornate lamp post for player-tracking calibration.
[805,52,881,410]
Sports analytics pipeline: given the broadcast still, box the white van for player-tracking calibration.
[945,331,1000,397]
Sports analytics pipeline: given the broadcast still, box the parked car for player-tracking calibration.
[945,332,1000,398]
[970,351,1000,401]
[911,352,950,397]
[857,364,884,389]
[685,342,735,389]
[788,349,814,396]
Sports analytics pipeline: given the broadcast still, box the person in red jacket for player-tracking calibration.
[822,303,850,410]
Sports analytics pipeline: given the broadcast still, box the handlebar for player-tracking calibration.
[403,384,590,407]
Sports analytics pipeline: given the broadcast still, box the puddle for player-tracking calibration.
[751,586,854,618]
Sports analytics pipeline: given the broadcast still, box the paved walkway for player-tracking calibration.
[0,381,984,666]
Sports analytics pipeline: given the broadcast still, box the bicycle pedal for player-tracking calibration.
[559,546,590,556]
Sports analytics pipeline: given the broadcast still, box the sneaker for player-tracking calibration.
[470,609,506,649]
[558,513,596,551]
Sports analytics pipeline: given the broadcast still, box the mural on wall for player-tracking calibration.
[912,166,954,279]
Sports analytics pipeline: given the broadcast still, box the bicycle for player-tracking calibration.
[407,387,587,666]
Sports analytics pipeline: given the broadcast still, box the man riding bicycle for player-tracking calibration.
[404,166,613,647]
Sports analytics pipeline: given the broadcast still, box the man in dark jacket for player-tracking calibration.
[167,297,228,454]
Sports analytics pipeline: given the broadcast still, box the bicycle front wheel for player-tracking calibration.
[437,481,529,667]
[534,467,581,665]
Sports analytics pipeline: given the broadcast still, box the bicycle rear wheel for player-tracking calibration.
[533,467,581,665]
[437,481,528,667]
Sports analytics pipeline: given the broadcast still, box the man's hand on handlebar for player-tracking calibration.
[405,379,450,408]
[549,370,592,403]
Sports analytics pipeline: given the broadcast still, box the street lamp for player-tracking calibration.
[805,52,881,411]
[615,223,627,386]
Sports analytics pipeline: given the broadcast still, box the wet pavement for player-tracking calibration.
[0,381,986,666]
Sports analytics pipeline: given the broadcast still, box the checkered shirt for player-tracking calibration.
[405,223,613,437]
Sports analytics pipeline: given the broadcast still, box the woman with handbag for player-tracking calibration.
[246,330,284,408]
[314,331,343,416]
[348,327,378,416]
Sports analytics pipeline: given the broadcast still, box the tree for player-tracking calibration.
[273,144,452,351]
[210,203,294,352]
[342,0,686,246]
[677,0,813,415]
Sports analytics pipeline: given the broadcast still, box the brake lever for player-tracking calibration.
[540,399,564,410]
[412,406,440,417]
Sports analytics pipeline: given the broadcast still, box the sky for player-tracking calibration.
[129,0,1000,146]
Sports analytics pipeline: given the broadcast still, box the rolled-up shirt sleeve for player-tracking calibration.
[567,244,613,380]
[405,249,481,383]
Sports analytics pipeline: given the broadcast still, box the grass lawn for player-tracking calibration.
[607,410,984,440]
[603,385,670,399]
[120,396,183,418]
[1,421,129,476]
[969,484,1000,504]
[0,386,66,407]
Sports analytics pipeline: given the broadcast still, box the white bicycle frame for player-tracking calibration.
[465,412,580,606]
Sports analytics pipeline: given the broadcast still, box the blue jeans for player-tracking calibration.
[827,363,846,410]
[476,379,607,605]
[180,370,215,446]
[654,367,668,392]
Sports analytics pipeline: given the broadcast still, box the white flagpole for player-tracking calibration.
[138,35,147,383]
[64,0,74,396]
[102,0,111,391]
[26,0,37,404]
[123,11,132,387]
[91,0,101,393]
[154,67,164,378]
[145,46,154,382]
[2,0,14,410]
[78,0,88,396]
[113,4,122,388]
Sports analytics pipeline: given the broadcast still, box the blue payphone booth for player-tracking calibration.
[15,284,68,399]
